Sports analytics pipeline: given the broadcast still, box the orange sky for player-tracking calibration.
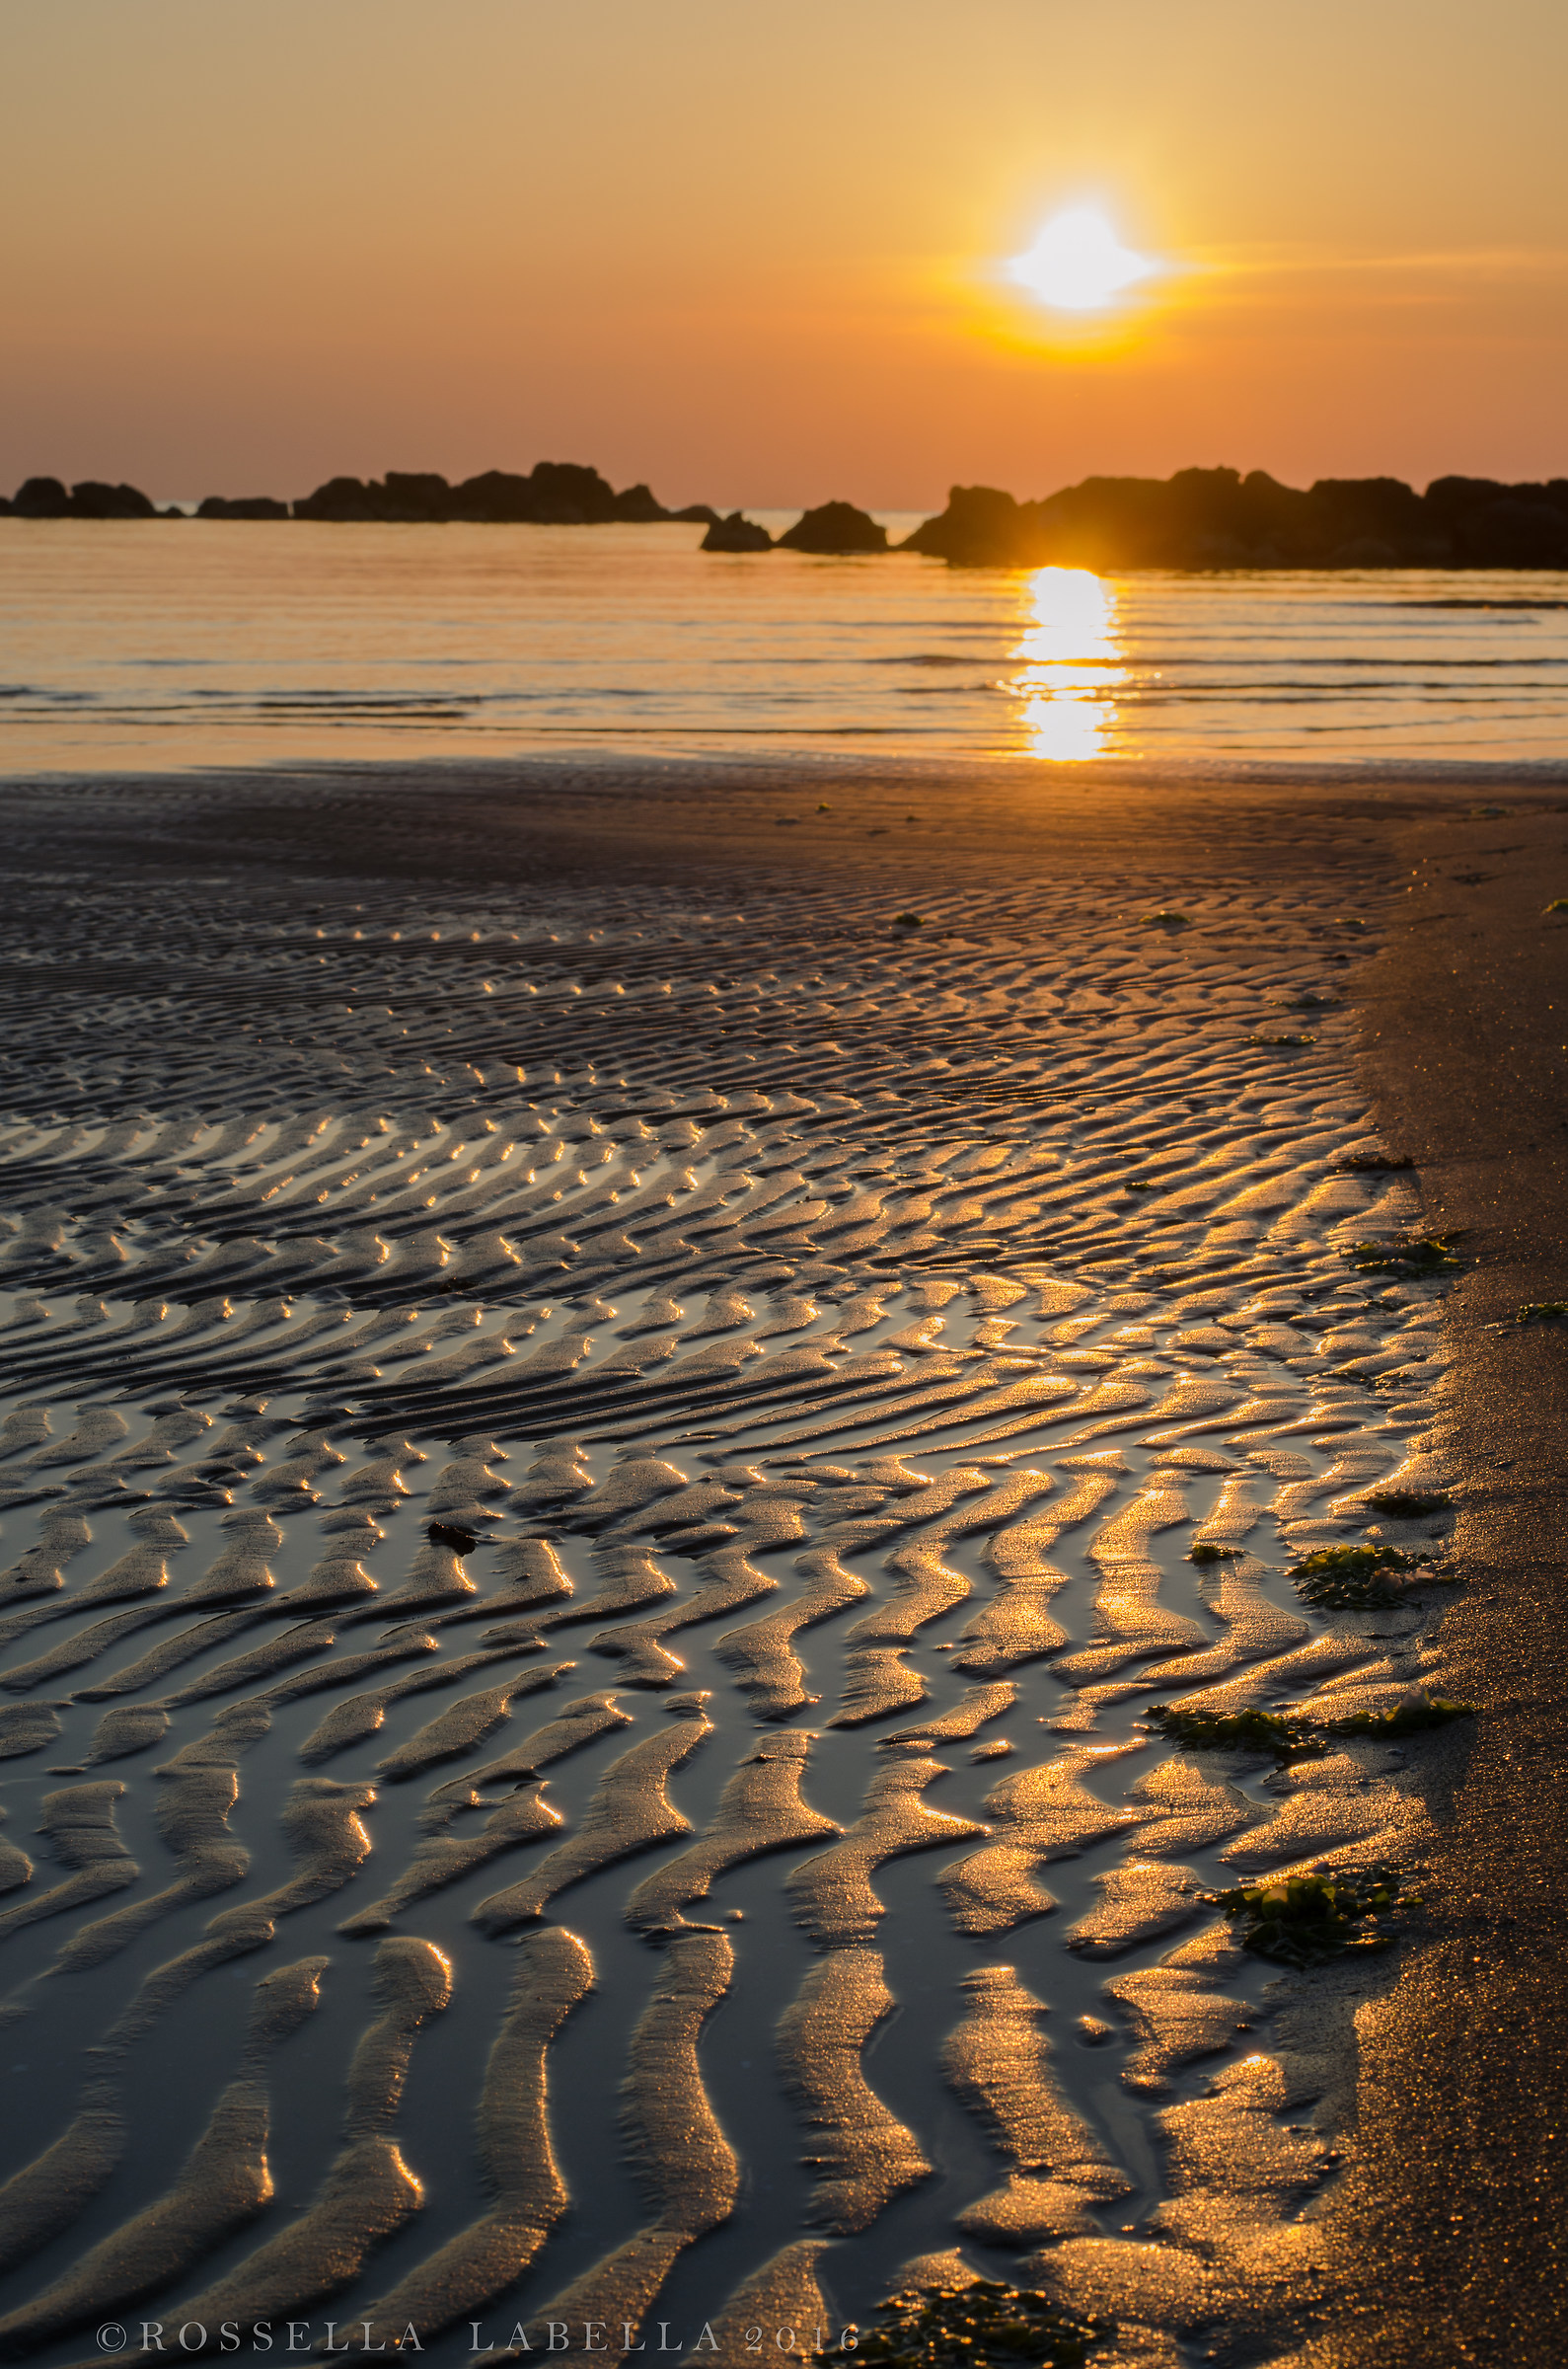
[3,0,1565,508]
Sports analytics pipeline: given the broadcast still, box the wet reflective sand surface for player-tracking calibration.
[0,764,1476,2365]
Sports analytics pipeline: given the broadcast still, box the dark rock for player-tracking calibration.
[218,463,705,527]
[702,511,774,552]
[1455,498,1568,568]
[901,485,1038,565]
[380,472,456,521]
[777,500,887,555]
[69,481,158,519]
[447,471,541,523]
[524,461,623,523]
[196,497,291,520]
[13,477,73,517]
[1307,477,1441,560]
[898,464,1568,571]
[0,497,12,516]
[673,504,721,526]
[292,476,385,522]
[610,482,672,522]
[13,477,160,520]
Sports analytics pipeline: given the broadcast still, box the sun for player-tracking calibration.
[1006,205,1161,313]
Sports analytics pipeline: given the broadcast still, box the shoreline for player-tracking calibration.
[0,760,1563,2364]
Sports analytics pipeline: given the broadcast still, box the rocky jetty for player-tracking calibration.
[902,466,1568,570]
[777,499,888,554]
[701,511,774,552]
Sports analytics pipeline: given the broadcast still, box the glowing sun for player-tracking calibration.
[1006,206,1161,312]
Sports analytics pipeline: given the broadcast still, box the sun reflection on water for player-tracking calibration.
[1007,567,1124,758]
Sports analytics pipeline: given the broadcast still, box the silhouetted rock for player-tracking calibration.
[14,477,72,517]
[777,501,887,555]
[197,497,291,520]
[518,462,622,523]
[902,486,1037,566]
[10,477,159,519]
[1455,498,1568,568]
[289,462,688,525]
[292,476,385,522]
[610,482,673,522]
[902,467,1568,571]
[69,481,159,519]
[702,511,774,552]
[445,471,538,523]
[673,504,721,526]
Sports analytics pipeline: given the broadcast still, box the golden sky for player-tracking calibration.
[3,0,1565,506]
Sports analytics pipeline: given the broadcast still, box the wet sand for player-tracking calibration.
[0,758,1564,2367]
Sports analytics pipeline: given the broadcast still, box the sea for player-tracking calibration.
[3,511,1566,775]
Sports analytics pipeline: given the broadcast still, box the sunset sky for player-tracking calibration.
[4,0,1565,509]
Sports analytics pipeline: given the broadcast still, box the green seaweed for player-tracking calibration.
[1211,1871,1416,1967]
[1146,1704,1324,1761]
[1245,1032,1317,1047]
[1335,1151,1414,1173]
[1517,1300,1568,1324]
[1148,1693,1470,1758]
[1365,1490,1448,1517]
[857,2280,1107,2369]
[1143,909,1191,928]
[893,911,926,928]
[1344,1234,1462,1275]
[1288,1542,1433,1609]
[1542,898,1568,915]
[1188,1542,1241,1564]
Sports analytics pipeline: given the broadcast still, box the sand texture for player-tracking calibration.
[0,759,1538,2364]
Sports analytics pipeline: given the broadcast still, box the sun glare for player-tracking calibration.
[1007,568,1124,760]
[1006,206,1160,313]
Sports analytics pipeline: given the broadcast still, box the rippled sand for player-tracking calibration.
[0,765,1477,2364]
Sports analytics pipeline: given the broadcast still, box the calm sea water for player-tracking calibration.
[3,513,1566,773]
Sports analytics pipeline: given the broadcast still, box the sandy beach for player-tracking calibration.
[0,757,1564,2368]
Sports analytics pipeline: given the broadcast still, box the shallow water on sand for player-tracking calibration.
[0,834,1468,2362]
[2,518,1566,772]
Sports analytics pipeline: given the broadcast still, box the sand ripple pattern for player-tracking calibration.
[0,854,1459,2359]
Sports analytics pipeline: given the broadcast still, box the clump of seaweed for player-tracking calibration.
[1541,898,1568,915]
[1188,1542,1241,1564]
[1323,1698,1473,1737]
[1335,1150,1414,1173]
[857,2280,1107,2369]
[1245,1032,1317,1048]
[427,1521,479,1554]
[1344,1235,1462,1276]
[1288,1543,1434,1609]
[893,911,926,928]
[1365,1490,1448,1518]
[1148,1694,1472,1759]
[1517,1300,1568,1324]
[1146,1705,1324,1761]
[1211,1870,1416,1967]
[1143,909,1191,929]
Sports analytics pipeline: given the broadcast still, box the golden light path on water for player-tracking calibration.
[1006,566,1125,759]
